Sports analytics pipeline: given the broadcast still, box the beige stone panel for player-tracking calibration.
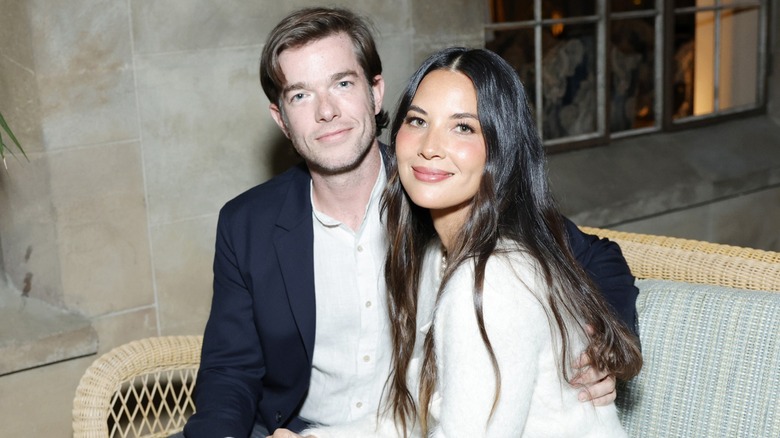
[375,33,415,144]
[152,216,217,336]
[92,305,159,354]
[28,0,138,149]
[0,152,64,305]
[710,187,780,252]
[131,0,291,54]
[130,0,409,54]
[0,354,95,436]
[321,0,411,35]
[49,143,154,315]
[135,47,276,225]
[0,38,44,156]
[0,0,35,69]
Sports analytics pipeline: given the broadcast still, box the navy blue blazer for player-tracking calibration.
[184,162,638,437]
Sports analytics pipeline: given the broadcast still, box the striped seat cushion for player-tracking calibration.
[617,279,780,438]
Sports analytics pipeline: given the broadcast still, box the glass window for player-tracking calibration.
[610,16,657,132]
[485,0,767,149]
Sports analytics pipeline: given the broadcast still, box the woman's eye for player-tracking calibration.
[456,123,474,133]
[405,116,425,127]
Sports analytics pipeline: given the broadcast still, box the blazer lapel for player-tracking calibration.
[274,165,316,362]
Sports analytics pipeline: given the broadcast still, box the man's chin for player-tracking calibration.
[308,158,363,176]
[307,145,375,176]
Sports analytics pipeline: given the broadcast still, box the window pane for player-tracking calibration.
[612,0,656,13]
[487,0,533,22]
[675,0,714,7]
[719,7,759,110]
[673,11,716,119]
[610,17,656,132]
[542,23,598,139]
[543,1,596,19]
[485,28,537,110]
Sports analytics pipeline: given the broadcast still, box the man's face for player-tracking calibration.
[269,33,385,176]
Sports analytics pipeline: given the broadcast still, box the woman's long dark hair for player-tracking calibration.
[381,47,642,435]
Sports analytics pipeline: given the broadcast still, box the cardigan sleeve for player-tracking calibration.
[430,255,549,437]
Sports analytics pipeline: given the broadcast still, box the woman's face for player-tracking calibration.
[395,69,487,223]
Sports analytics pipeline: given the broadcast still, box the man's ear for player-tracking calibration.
[371,75,385,115]
[269,103,290,138]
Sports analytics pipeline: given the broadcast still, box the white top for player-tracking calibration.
[306,242,627,437]
[298,163,391,426]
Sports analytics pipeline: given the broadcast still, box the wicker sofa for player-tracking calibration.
[72,228,780,437]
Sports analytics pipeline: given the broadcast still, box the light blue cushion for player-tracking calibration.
[617,279,780,438]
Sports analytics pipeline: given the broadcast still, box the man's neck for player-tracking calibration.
[310,142,382,231]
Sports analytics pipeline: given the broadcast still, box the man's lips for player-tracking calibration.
[412,166,453,182]
[316,127,352,142]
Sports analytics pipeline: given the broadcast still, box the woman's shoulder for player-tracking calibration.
[444,245,547,312]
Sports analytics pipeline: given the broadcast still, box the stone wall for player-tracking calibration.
[0,0,483,434]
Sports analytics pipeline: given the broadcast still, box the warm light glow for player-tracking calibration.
[694,11,715,115]
[551,11,564,36]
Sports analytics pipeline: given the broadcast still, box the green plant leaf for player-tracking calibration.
[0,111,27,169]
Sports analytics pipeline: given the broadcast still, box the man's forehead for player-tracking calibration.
[277,36,363,89]
[278,34,359,69]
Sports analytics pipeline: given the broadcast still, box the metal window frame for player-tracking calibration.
[664,0,767,130]
[484,0,769,151]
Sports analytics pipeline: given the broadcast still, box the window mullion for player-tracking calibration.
[599,0,608,139]
[534,0,544,139]
[656,0,665,131]
[714,4,722,112]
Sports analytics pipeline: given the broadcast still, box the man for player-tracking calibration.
[182,7,638,438]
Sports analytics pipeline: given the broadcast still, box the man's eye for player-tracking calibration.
[338,81,352,88]
[290,93,305,102]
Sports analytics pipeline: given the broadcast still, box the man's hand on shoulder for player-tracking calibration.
[569,350,617,406]
[569,325,617,406]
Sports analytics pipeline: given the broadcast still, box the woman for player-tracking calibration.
[275,47,642,438]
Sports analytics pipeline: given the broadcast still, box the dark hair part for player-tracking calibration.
[382,47,642,435]
[259,6,389,134]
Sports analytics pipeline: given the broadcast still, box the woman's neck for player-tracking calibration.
[430,201,471,252]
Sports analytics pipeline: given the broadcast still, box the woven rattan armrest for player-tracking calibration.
[72,335,202,438]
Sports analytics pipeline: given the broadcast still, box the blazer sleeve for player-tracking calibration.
[184,206,266,438]
[563,217,639,335]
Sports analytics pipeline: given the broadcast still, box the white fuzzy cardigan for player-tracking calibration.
[306,244,626,437]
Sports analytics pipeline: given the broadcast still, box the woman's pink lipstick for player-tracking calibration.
[412,166,452,182]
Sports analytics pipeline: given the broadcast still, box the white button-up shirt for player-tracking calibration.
[298,163,391,427]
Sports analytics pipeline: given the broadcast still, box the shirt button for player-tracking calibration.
[363,355,371,362]
[365,301,372,308]
[357,245,364,252]
[356,402,363,408]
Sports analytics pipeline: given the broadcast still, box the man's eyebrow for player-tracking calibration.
[282,82,305,96]
[282,70,360,96]
[331,70,359,82]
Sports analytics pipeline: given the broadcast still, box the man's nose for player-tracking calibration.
[316,94,339,122]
